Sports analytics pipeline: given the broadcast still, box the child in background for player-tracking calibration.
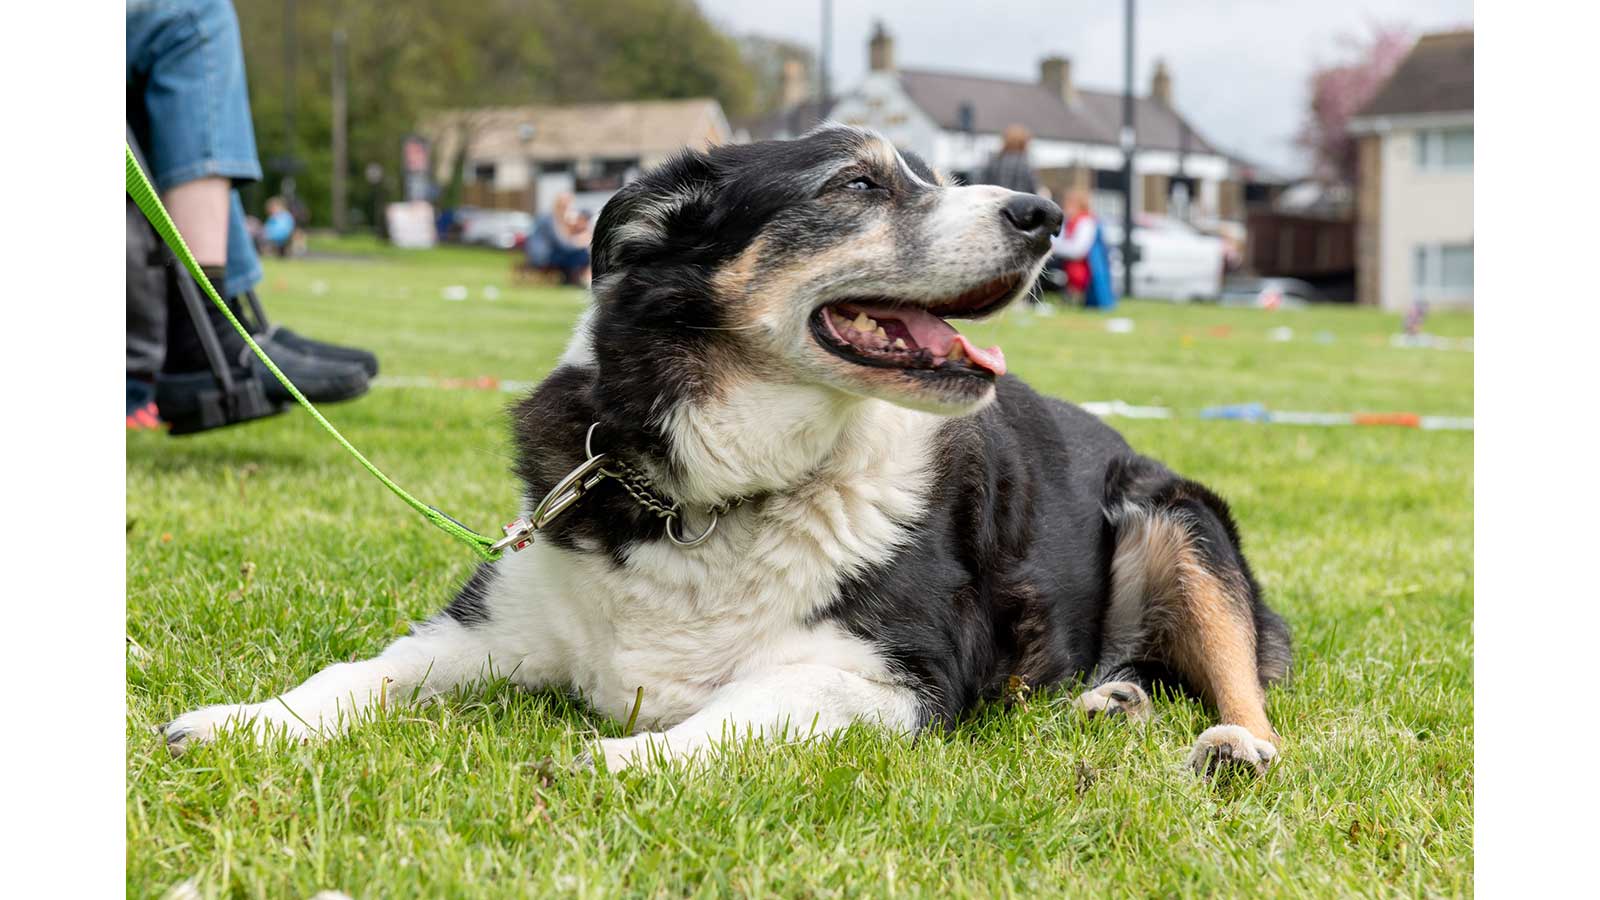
[262,197,296,258]
[1053,189,1116,310]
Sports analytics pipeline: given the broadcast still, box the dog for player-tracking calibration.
[161,126,1291,776]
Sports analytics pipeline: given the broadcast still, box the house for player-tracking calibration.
[828,23,1239,227]
[1349,31,1473,311]
[423,98,732,213]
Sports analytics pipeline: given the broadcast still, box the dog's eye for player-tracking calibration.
[843,176,882,192]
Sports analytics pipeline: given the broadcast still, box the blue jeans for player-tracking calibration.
[127,0,262,297]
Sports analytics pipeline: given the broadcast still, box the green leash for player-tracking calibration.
[126,144,503,561]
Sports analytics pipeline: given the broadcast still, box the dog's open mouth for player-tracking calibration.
[811,273,1022,377]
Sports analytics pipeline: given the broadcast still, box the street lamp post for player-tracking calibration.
[1121,0,1137,300]
[819,0,833,110]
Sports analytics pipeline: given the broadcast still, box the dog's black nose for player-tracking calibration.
[1000,195,1065,252]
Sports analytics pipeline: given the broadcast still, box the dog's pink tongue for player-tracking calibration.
[950,334,1007,376]
[855,304,1006,377]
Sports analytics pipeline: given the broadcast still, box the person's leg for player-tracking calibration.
[128,0,263,361]
[129,0,376,415]
[224,190,263,298]
[162,178,231,267]
[127,0,262,201]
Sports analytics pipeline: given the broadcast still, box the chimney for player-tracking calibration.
[779,57,810,108]
[869,21,895,73]
[1151,59,1173,106]
[1039,55,1077,105]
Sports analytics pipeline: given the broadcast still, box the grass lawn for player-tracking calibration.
[127,236,1473,898]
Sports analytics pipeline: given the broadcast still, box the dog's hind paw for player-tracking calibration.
[1188,724,1277,778]
[1069,681,1152,723]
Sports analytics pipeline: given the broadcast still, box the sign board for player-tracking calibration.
[385,201,436,249]
[401,135,432,202]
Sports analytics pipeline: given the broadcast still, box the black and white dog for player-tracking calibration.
[163,126,1291,776]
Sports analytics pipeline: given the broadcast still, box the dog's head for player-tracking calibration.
[585,125,1060,436]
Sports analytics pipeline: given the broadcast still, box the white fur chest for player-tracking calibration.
[483,400,939,730]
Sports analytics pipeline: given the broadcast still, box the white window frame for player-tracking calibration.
[1415,127,1473,172]
[1413,242,1473,303]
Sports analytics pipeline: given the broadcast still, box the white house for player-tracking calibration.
[1350,31,1473,311]
[826,23,1240,226]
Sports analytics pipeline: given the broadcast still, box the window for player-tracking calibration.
[1168,176,1197,222]
[471,162,496,184]
[1415,127,1472,171]
[1413,242,1473,301]
[957,102,975,134]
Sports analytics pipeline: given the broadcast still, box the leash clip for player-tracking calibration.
[492,425,613,554]
[493,516,536,554]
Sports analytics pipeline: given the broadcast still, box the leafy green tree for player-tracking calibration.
[235,0,755,226]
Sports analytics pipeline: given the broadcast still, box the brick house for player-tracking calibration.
[1349,31,1474,310]
[424,99,731,212]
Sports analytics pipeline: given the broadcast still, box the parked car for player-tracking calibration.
[1045,214,1226,302]
[436,205,481,243]
[459,209,534,250]
[1218,277,1322,309]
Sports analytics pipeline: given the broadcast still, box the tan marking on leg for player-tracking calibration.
[1166,548,1279,745]
[1113,508,1279,746]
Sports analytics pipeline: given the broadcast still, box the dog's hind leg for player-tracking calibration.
[160,566,541,756]
[1086,457,1292,777]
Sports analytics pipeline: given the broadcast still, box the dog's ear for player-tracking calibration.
[591,149,717,280]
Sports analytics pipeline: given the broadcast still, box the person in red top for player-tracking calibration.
[1051,189,1116,309]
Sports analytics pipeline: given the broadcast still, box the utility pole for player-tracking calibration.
[331,28,349,233]
[1120,0,1137,300]
[819,0,833,110]
[282,0,297,203]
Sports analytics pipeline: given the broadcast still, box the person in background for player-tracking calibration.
[980,125,1037,194]
[550,194,593,287]
[261,196,296,258]
[525,193,594,287]
[1053,189,1116,310]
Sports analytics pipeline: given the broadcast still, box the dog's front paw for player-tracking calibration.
[587,734,688,773]
[158,703,307,757]
[1188,724,1278,778]
[1070,681,1152,723]
[591,735,651,772]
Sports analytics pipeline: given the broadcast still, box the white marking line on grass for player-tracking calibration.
[372,376,1474,431]
[1079,400,1172,419]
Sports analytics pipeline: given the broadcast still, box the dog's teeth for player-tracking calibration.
[892,338,907,350]
[875,327,888,341]
[947,341,967,362]
[852,312,873,332]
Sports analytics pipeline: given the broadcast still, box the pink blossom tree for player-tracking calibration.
[1299,25,1414,182]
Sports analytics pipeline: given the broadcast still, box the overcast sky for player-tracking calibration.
[698,0,1473,175]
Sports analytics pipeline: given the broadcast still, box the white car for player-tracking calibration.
[1054,214,1226,302]
[460,209,534,250]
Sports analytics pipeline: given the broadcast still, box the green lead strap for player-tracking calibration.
[126,144,502,561]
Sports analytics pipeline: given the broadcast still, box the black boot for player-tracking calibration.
[242,290,380,376]
[158,267,369,433]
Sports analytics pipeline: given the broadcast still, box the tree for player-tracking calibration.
[1297,24,1413,183]
[234,0,756,226]
[738,34,817,118]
